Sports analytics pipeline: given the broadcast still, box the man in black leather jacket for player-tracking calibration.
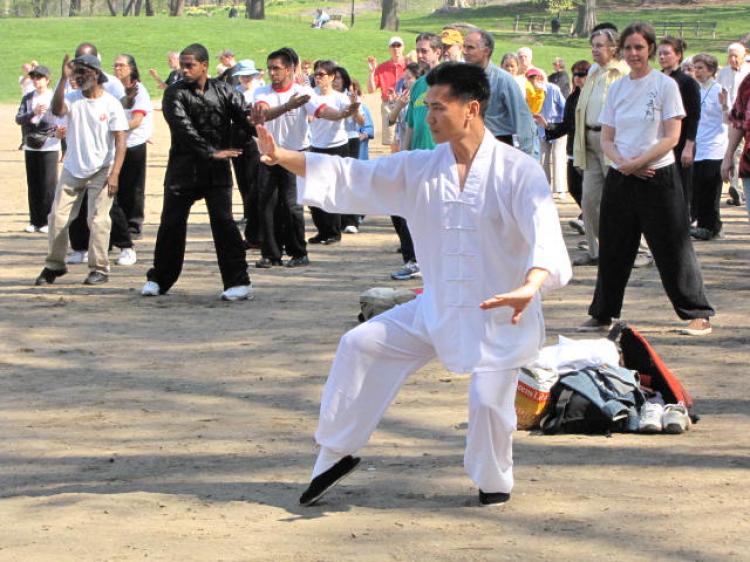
[142,43,252,301]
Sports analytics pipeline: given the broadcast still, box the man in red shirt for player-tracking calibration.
[366,36,406,153]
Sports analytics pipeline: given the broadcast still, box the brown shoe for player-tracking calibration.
[678,318,712,336]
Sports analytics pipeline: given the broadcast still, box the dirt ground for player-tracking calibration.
[1,99,749,562]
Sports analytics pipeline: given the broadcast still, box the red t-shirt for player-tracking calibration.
[729,73,750,178]
[373,59,406,101]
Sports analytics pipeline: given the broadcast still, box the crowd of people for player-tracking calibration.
[11,20,750,508]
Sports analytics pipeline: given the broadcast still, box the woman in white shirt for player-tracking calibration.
[691,53,728,241]
[14,65,61,233]
[579,22,714,336]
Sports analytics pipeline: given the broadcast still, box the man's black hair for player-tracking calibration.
[181,43,209,63]
[425,62,490,116]
[416,32,443,53]
[267,48,295,68]
[592,22,618,33]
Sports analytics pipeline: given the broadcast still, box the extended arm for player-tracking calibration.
[163,88,224,159]
[51,55,70,118]
[479,267,551,324]
[252,93,311,123]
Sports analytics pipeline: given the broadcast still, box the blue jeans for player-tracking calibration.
[743,177,750,220]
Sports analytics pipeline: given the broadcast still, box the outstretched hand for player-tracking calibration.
[61,53,72,79]
[256,125,279,165]
[479,284,538,325]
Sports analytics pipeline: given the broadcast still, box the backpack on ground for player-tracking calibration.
[358,287,422,322]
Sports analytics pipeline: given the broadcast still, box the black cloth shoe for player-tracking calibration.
[83,271,109,285]
[307,234,325,244]
[321,236,341,246]
[243,239,262,250]
[299,455,361,506]
[285,255,310,268]
[34,267,67,286]
[479,489,511,506]
[255,257,283,268]
[727,186,742,206]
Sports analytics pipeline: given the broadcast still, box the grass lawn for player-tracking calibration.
[1,1,749,103]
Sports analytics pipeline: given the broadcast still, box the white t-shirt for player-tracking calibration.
[599,70,685,170]
[253,82,321,151]
[63,89,128,178]
[695,80,728,162]
[309,89,349,148]
[24,90,63,152]
[124,82,153,148]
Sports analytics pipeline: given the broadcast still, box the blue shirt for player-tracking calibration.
[483,62,535,155]
[537,82,566,138]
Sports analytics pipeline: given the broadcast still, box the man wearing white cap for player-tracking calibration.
[366,36,406,153]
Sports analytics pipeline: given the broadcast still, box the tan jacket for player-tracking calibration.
[573,59,629,169]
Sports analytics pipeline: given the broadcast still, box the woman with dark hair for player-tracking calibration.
[658,36,701,215]
[579,22,714,336]
[691,53,728,240]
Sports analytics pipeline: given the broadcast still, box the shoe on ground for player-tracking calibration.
[726,186,742,206]
[255,257,283,268]
[66,250,88,265]
[577,316,613,333]
[35,267,67,286]
[38,225,49,234]
[141,280,160,296]
[633,253,654,268]
[678,318,712,336]
[243,239,262,250]
[343,225,359,234]
[572,254,598,266]
[116,247,137,266]
[83,271,108,285]
[285,255,310,268]
[221,284,254,301]
[320,236,341,245]
[638,402,664,433]
[568,218,586,235]
[577,240,589,251]
[662,403,691,434]
[23,224,36,233]
[299,455,361,506]
[479,489,511,506]
[391,260,422,281]
[307,234,325,244]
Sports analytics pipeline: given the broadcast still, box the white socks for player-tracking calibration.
[311,447,344,479]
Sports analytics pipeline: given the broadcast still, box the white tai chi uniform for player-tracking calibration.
[299,129,572,493]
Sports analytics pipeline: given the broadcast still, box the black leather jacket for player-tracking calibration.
[162,78,251,190]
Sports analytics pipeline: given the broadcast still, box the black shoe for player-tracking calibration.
[255,257,283,268]
[299,455,361,506]
[320,236,341,246]
[479,489,511,506]
[244,239,262,250]
[83,271,109,285]
[308,234,325,244]
[285,255,310,268]
[727,186,742,206]
[34,267,67,286]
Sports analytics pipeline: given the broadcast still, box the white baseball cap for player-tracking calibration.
[388,36,404,47]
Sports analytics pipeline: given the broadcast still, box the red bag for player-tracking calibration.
[614,324,698,423]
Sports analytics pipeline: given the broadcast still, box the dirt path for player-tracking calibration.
[0,102,748,561]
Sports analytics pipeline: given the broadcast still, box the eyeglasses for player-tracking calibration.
[113,63,128,68]
[314,72,330,77]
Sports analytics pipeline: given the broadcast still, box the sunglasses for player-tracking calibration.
[314,72,330,77]
[573,71,588,77]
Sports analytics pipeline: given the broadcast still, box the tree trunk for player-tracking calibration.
[123,0,133,14]
[169,0,184,15]
[246,0,263,19]
[380,0,398,31]
[134,0,142,15]
[68,0,80,15]
[573,0,596,37]
[144,0,153,15]
[105,0,116,14]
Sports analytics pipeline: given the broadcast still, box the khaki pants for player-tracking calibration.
[582,130,608,259]
[45,166,114,274]
[380,100,398,146]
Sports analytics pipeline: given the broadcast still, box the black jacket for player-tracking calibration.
[545,86,580,156]
[162,78,251,190]
[15,91,58,144]
[665,68,701,155]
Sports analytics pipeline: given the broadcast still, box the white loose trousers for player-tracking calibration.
[315,297,519,493]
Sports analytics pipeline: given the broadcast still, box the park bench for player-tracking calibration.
[329,13,343,22]
[653,21,717,39]
[513,15,575,34]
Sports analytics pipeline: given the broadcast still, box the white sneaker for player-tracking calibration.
[24,224,36,233]
[221,284,254,301]
[141,280,160,296]
[662,403,691,434]
[638,402,664,433]
[65,250,88,264]
[38,225,49,234]
[116,247,137,266]
[343,225,359,234]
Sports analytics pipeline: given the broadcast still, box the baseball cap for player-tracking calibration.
[233,59,260,76]
[72,54,107,81]
[29,65,51,78]
[440,29,463,46]
[388,36,404,47]
[525,68,543,79]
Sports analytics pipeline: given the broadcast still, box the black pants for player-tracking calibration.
[589,166,714,321]
[147,184,249,293]
[69,192,133,250]
[309,144,349,240]
[341,138,361,229]
[673,146,694,221]
[567,158,583,209]
[391,215,416,263]
[692,159,723,235]
[231,140,261,244]
[258,162,307,260]
[24,150,57,228]
[118,143,147,233]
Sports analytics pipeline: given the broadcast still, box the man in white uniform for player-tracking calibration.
[256,62,572,506]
